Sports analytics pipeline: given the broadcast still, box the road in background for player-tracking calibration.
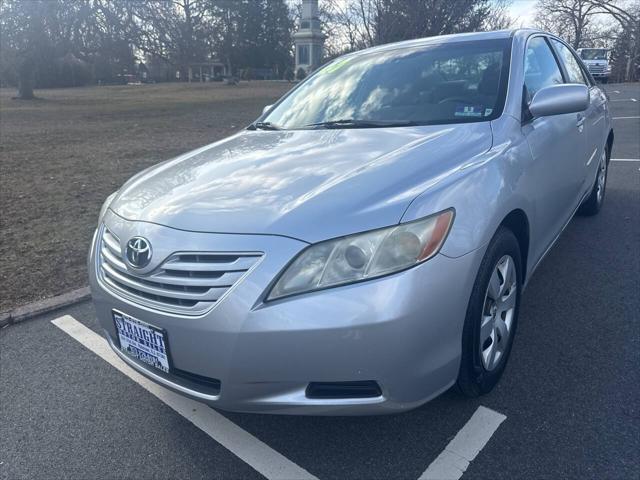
[1,84,638,480]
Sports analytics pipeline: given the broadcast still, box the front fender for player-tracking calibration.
[401,117,534,261]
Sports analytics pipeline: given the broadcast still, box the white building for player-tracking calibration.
[293,0,325,77]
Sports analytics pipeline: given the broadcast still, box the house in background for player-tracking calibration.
[185,62,228,82]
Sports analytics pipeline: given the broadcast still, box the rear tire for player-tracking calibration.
[457,227,522,397]
[578,144,609,216]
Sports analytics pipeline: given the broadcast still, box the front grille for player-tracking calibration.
[98,226,261,315]
[588,65,606,73]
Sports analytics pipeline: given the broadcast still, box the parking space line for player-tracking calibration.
[611,158,640,162]
[612,116,640,120]
[419,406,506,480]
[51,315,318,480]
[610,98,637,102]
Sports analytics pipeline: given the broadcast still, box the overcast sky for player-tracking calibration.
[508,0,538,27]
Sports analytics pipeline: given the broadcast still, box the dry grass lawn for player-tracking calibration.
[0,81,292,312]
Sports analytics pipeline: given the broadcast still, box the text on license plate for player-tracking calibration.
[113,310,170,373]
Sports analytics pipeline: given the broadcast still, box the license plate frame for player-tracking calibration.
[112,309,172,374]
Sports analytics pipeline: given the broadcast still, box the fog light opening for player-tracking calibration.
[305,381,382,399]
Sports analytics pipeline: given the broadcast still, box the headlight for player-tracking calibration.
[267,209,454,300]
[98,191,118,222]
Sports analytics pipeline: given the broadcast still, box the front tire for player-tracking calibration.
[457,227,522,397]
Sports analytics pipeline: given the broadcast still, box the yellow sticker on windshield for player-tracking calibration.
[320,58,351,75]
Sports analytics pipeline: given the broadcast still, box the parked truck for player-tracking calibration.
[577,48,611,83]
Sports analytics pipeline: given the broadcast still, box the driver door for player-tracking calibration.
[521,35,588,260]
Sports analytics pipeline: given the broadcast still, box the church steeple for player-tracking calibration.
[294,0,325,77]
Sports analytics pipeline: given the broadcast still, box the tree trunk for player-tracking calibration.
[17,58,36,100]
[630,39,639,82]
[573,22,582,49]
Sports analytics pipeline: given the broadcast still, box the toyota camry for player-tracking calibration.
[89,29,613,414]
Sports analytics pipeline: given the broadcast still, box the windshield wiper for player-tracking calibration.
[303,119,420,129]
[248,121,282,131]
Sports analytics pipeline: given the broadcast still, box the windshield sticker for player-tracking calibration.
[320,58,351,75]
[454,105,485,117]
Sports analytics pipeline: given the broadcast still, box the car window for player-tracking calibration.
[524,36,564,103]
[551,39,588,85]
[262,39,511,129]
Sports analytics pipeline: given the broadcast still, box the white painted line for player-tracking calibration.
[611,158,640,162]
[51,315,318,480]
[613,90,620,93]
[612,116,640,120]
[419,406,506,480]
[610,98,637,102]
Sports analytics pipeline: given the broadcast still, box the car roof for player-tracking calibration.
[347,29,545,57]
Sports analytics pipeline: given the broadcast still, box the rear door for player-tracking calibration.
[521,35,588,257]
[550,38,605,196]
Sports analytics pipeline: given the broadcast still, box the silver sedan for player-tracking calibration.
[89,29,613,414]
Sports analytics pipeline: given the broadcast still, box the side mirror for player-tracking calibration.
[262,104,273,115]
[528,84,589,118]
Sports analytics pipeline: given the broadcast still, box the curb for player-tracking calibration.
[0,287,91,328]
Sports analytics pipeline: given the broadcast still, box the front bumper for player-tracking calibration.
[588,70,610,78]
[89,213,484,415]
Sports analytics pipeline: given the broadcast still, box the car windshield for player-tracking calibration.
[580,49,607,60]
[262,39,511,130]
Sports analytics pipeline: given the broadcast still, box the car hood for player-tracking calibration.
[111,124,492,243]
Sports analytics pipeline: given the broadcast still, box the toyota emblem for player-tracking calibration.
[126,237,152,268]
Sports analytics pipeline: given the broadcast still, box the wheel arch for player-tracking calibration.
[606,129,614,160]
[499,209,530,283]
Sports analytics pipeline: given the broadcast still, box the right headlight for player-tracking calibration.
[267,209,454,301]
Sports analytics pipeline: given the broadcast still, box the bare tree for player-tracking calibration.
[1,0,141,96]
[206,0,292,77]
[131,0,213,76]
[534,0,600,48]
[1,0,49,99]
[322,0,381,52]
[482,0,515,31]
[587,0,639,81]
[534,0,639,81]
[322,0,514,53]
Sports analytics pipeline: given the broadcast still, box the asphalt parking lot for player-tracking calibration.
[1,83,638,480]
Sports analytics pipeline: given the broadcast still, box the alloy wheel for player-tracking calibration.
[480,255,517,371]
[596,151,607,204]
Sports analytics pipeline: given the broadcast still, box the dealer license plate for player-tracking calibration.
[112,310,170,373]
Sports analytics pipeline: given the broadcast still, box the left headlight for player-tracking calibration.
[267,209,454,301]
[98,191,118,222]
